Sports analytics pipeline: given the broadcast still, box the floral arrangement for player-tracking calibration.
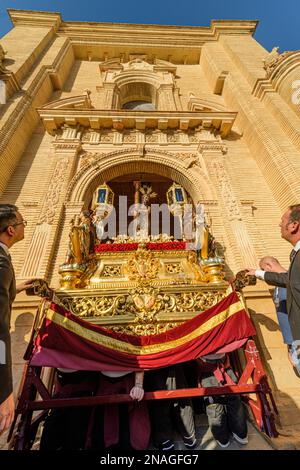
[94,241,187,253]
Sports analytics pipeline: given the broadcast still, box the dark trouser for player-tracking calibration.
[145,365,195,446]
[91,403,132,451]
[202,370,247,442]
[40,371,98,450]
[90,373,150,451]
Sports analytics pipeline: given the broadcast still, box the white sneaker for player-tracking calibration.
[159,440,175,451]
[232,433,248,445]
[216,439,230,448]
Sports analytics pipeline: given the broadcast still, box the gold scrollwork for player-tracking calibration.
[124,246,161,284]
[108,322,179,336]
[61,294,128,317]
[165,262,183,274]
[60,289,226,321]
[102,265,122,277]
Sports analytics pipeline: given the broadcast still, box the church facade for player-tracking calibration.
[1,9,300,447]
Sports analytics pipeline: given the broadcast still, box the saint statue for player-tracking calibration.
[79,210,92,259]
[93,210,109,243]
[194,203,205,251]
[65,211,92,264]
[132,184,157,240]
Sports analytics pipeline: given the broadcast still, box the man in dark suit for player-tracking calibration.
[0,204,33,435]
[247,204,300,342]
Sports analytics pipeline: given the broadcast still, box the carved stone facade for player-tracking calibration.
[1,10,300,448]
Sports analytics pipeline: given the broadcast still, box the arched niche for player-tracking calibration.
[100,59,179,111]
[66,150,214,206]
[118,82,157,109]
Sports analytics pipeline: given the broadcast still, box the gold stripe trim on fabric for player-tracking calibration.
[45,299,245,355]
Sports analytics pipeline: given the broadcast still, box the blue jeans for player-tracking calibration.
[202,369,247,443]
[290,341,300,375]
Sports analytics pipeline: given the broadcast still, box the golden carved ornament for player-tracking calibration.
[127,286,161,322]
[186,251,207,282]
[165,262,183,274]
[102,264,122,277]
[59,288,226,320]
[61,294,127,317]
[108,322,179,336]
[124,246,161,284]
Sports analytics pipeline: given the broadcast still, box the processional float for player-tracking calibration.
[8,183,278,449]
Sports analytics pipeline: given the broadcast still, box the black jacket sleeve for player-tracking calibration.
[264,271,288,288]
[0,256,13,404]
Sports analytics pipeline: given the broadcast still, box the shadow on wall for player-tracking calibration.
[249,308,283,387]
[249,308,300,439]
[225,130,243,142]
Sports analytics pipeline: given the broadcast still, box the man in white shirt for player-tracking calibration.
[247,205,300,343]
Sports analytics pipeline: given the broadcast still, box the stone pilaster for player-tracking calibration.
[201,40,300,210]
[157,84,177,111]
[201,146,258,270]
[20,136,82,282]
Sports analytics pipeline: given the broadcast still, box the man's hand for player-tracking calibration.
[16,279,35,294]
[245,268,256,276]
[130,385,144,401]
[0,393,15,435]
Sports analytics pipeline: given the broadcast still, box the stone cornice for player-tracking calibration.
[252,77,275,100]
[211,20,258,37]
[59,19,258,43]
[37,109,237,137]
[6,11,257,49]
[8,9,62,31]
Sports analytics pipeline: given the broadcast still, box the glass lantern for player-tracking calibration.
[166,183,187,215]
[91,183,114,217]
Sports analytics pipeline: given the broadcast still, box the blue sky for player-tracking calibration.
[0,0,299,52]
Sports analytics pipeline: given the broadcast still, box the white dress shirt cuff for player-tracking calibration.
[255,269,265,280]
